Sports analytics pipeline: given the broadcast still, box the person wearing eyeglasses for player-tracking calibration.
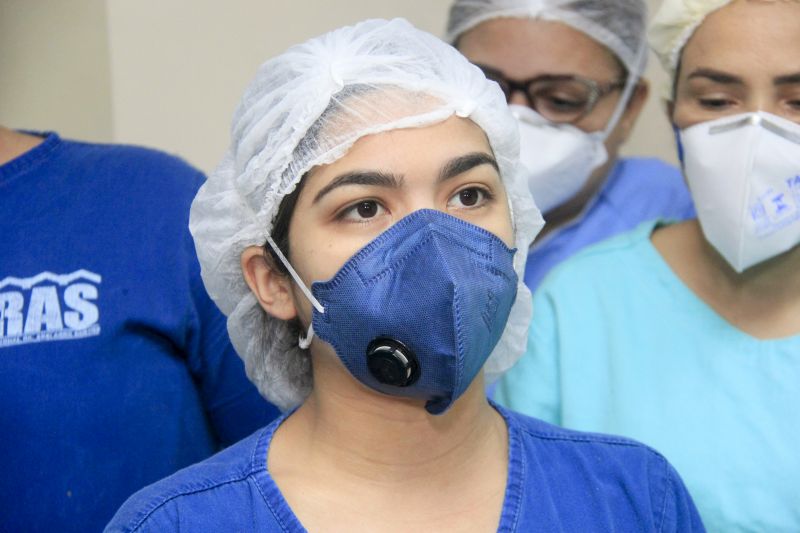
[495,0,800,530]
[447,0,696,290]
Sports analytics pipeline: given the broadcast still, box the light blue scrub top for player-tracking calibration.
[496,220,800,532]
[525,157,694,290]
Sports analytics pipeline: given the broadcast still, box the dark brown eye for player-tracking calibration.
[529,79,594,123]
[339,199,386,223]
[449,187,491,210]
[459,188,480,207]
[356,201,378,218]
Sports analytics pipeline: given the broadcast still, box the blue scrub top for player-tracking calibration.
[106,404,704,532]
[525,157,694,290]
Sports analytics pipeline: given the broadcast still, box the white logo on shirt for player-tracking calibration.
[0,270,101,348]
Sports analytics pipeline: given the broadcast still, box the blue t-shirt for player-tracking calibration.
[496,220,800,532]
[106,404,704,532]
[0,133,280,532]
[525,157,694,290]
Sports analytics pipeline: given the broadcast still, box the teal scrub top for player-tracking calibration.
[524,157,694,290]
[496,220,800,532]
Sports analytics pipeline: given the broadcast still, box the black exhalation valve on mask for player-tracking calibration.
[366,337,420,387]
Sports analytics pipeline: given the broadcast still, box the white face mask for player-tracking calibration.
[512,105,608,214]
[680,111,800,272]
[507,42,647,215]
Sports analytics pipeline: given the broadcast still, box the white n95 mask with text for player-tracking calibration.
[511,105,608,214]
[680,111,800,272]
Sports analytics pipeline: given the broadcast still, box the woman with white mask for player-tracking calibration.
[447,0,696,289]
[495,1,800,530]
[105,18,703,533]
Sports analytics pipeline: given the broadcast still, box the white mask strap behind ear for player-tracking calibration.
[602,42,648,138]
[298,323,314,349]
[264,234,324,349]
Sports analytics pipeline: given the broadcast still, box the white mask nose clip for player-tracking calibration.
[709,113,800,145]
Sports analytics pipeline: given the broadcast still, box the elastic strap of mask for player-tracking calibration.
[298,322,314,349]
[601,42,648,139]
[672,123,686,167]
[264,234,325,314]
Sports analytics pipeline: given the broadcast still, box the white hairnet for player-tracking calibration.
[189,18,543,411]
[649,0,731,84]
[446,0,649,77]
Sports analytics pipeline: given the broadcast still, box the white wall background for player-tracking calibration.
[1,0,676,174]
[1,0,113,141]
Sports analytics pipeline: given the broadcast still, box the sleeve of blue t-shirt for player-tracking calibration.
[176,170,280,447]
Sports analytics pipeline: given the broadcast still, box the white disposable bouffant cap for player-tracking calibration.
[189,18,543,411]
[446,0,650,77]
[649,0,731,84]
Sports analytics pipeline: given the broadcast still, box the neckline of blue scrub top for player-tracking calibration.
[0,131,61,184]
[643,219,800,346]
[250,402,525,532]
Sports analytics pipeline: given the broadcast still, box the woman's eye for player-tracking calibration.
[785,98,800,112]
[698,97,735,110]
[339,200,385,222]
[448,187,491,209]
[539,95,584,112]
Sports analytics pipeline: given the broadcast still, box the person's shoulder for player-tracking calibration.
[504,406,661,457]
[105,427,268,533]
[502,406,683,499]
[61,137,205,188]
[606,157,689,201]
[616,157,683,184]
[540,220,659,292]
[501,406,704,530]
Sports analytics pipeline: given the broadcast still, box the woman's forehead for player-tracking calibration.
[302,117,496,193]
[681,1,800,75]
[458,18,622,79]
[328,117,490,166]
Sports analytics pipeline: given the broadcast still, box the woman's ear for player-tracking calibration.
[241,246,298,321]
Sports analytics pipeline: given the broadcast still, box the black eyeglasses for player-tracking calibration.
[474,63,626,124]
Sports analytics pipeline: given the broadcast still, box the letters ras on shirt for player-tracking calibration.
[0,269,101,348]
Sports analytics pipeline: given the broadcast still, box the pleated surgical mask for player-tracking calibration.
[679,111,800,272]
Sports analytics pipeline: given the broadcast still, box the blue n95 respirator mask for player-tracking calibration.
[267,209,518,414]
[679,112,800,272]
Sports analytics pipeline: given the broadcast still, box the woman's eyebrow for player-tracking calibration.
[774,72,800,86]
[687,68,744,86]
[312,170,403,204]
[438,152,498,183]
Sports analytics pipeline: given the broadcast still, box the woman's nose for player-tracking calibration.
[508,89,530,108]
[403,196,443,218]
[745,96,784,117]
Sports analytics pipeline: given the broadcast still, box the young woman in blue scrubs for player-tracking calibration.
[106,18,703,532]
[496,1,800,530]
